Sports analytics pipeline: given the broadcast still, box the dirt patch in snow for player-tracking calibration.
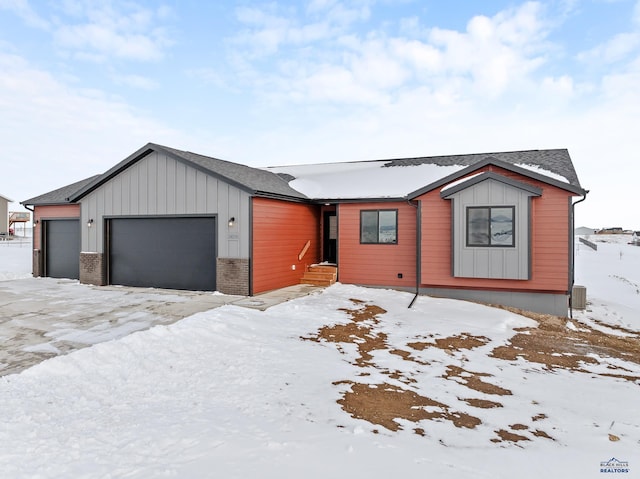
[489,306,640,381]
[443,365,512,396]
[304,298,636,442]
[335,381,482,432]
[409,333,490,352]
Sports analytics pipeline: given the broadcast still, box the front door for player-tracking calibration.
[323,211,337,264]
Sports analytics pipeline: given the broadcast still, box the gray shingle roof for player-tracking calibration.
[382,149,582,189]
[158,145,308,200]
[21,175,101,206]
[69,143,308,202]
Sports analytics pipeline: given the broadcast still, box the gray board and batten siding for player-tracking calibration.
[442,174,542,281]
[79,150,251,259]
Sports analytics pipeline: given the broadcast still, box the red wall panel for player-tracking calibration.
[338,202,417,288]
[252,198,321,294]
[33,204,80,250]
[418,165,575,294]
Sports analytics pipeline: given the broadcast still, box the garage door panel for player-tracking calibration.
[45,219,80,279]
[109,217,216,291]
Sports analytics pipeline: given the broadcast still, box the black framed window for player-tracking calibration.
[466,206,515,247]
[360,209,397,244]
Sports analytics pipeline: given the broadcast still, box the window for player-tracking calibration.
[466,206,514,247]
[360,209,397,244]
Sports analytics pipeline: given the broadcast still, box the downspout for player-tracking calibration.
[569,190,589,319]
[408,199,420,308]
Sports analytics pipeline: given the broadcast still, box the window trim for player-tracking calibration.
[360,209,398,245]
[466,205,515,248]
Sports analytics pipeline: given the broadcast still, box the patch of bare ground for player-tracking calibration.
[389,348,430,365]
[460,398,503,409]
[491,423,556,443]
[303,302,388,367]
[335,381,482,432]
[409,333,490,352]
[491,429,530,443]
[489,305,640,382]
[586,317,640,338]
[443,365,512,396]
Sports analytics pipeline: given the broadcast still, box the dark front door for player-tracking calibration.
[108,217,217,291]
[44,219,80,279]
[323,211,337,264]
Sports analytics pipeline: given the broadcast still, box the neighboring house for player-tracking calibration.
[597,227,623,234]
[0,193,12,236]
[22,143,587,316]
[633,231,640,245]
[575,226,596,236]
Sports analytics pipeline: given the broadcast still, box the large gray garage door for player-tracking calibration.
[44,219,80,279]
[109,217,217,291]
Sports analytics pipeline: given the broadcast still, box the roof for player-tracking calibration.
[21,175,101,206]
[0,193,13,202]
[69,143,308,202]
[267,149,585,200]
[24,146,586,207]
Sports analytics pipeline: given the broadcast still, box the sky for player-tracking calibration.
[0,0,638,229]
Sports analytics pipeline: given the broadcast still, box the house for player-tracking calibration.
[575,226,596,236]
[22,143,587,316]
[632,231,640,245]
[0,193,12,237]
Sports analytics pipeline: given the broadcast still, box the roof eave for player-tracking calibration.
[408,158,586,199]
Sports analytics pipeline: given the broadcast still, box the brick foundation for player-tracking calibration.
[216,258,250,296]
[32,249,42,277]
[80,252,106,286]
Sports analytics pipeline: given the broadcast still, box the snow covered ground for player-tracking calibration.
[0,235,638,478]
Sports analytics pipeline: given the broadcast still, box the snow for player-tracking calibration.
[268,159,573,200]
[0,236,32,281]
[268,161,465,199]
[518,164,570,184]
[0,235,638,478]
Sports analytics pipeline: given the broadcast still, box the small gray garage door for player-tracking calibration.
[108,217,216,291]
[44,219,80,279]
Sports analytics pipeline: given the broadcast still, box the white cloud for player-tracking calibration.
[0,52,190,204]
[0,0,49,29]
[112,74,159,90]
[54,23,169,61]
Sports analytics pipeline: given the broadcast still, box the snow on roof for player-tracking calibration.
[267,149,581,200]
[517,164,569,184]
[267,161,466,199]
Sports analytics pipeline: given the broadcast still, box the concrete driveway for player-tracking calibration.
[0,277,320,376]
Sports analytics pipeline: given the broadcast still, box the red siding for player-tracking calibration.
[252,198,321,294]
[419,165,575,294]
[338,202,417,288]
[33,204,80,250]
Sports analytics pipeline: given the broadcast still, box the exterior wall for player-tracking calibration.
[80,151,250,258]
[419,165,575,295]
[448,178,534,280]
[80,252,105,286]
[337,201,417,288]
[252,197,321,294]
[33,204,81,250]
[419,287,568,316]
[31,204,81,276]
[217,258,250,295]
[0,197,8,233]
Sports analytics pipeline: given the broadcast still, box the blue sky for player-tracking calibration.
[1,0,639,228]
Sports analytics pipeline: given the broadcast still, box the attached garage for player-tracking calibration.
[43,219,80,279]
[107,216,217,291]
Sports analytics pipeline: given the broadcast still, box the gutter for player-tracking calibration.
[569,190,589,318]
[407,199,420,308]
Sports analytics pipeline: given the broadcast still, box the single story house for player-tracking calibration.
[1,193,12,236]
[22,143,587,316]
